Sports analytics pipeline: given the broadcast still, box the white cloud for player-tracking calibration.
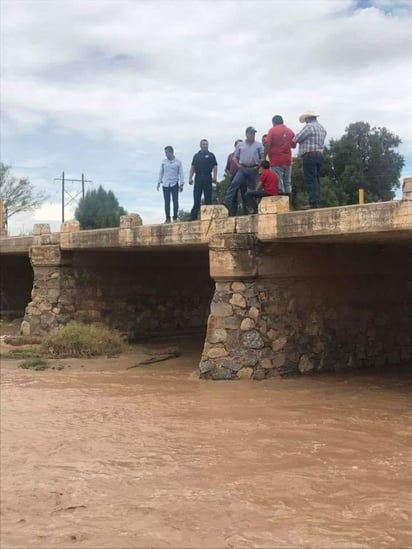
[1,0,411,230]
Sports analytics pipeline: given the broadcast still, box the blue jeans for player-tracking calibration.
[163,183,179,220]
[303,152,323,208]
[271,165,292,194]
[231,177,248,215]
[245,189,270,213]
[224,167,259,215]
[190,175,212,220]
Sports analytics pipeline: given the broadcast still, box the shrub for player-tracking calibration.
[41,322,126,358]
[19,358,49,371]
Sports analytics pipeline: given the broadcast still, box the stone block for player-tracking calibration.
[230,293,247,308]
[33,223,51,235]
[241,329,264,349]
[211,368,234,380]
[61,220,80,233]
[120,214,143,228]
[200,205,228,221]
[258,195,290,215]
[403,177,412,201]
[237,367,253,379]
[232,281,246,292]
[240,317,255,331]
[248,306,260,320]
[208,328,227,344]
[299,354,314,373]
[206,345,228,359]
[210,302,233,317]
[30,245,61,266]
[20,320,31,336]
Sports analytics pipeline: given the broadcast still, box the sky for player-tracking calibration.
[1,0,412,234]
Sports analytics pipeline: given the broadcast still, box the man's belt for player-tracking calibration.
[241,164,258,168]
[302,151,323,156]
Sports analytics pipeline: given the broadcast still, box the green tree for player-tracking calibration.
[0,163,47,223]
[75,185,127,229]
[328,122,404,204]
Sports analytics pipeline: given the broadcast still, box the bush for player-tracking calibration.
[19,358,49,371]
[41,322,126,358]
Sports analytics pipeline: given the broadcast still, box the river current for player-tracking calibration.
[1,338,411,548]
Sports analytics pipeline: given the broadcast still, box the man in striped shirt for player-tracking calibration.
[293,111,327,209]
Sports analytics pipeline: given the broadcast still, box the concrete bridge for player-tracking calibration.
[1,182,412,380]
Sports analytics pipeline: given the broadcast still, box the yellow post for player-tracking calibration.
[358,188,364,204]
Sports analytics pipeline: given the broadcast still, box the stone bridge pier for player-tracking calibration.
[200,232,412,380]
[21,222,214,339]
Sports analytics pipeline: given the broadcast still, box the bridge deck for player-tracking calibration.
[1,199,411,255]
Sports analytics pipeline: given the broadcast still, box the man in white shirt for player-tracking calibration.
[157,146,184,223]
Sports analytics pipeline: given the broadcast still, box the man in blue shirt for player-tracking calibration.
[223,127,264,216]
[157,146,184,223]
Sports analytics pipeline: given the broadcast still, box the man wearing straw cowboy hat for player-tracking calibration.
[293,110,327,209]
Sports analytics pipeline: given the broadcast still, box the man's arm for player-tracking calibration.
[212,164,217,183]
[189,164,195,185]
[233,145,241,168]
[157,162,164,191]
[264,141,270,160]
[293,125,310,144]
[178,161,184,191]
[224,154,231,178]
[258,143,264,162]
[256,179,263,191]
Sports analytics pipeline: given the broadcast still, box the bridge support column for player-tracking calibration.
[200,234,275,380]
[21,224,75,336]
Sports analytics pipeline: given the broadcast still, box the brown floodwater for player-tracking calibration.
[1,338,411,549]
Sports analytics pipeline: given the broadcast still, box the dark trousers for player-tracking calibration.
[303,153,323,208]
[245,189,270,213]
[163,183,179,220]
[232,179,248,215]
[190,175,212,220]
[224,167,259,216]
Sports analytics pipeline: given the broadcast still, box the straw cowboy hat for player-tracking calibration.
[299,110,319,123]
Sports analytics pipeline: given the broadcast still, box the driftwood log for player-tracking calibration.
[126,347,180,369]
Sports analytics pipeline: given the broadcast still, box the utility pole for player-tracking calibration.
[54,172,92,222]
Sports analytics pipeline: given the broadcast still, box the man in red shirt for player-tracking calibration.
[264,115,295,196]
[245,160,279,214]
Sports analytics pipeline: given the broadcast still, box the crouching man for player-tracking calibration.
[245,160,279,214]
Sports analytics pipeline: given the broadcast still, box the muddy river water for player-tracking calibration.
[1,338,411,548]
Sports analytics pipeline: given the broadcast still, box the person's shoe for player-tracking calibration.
[164,218,171,223]
[222,201,234,216]
[172,218,180,222]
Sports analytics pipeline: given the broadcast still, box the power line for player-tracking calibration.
[53,172,92,222]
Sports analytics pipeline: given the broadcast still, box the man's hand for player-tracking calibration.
[157,183,160,191]
[179,184,183,192]
[189,179,193,185]
[212,177,217,184]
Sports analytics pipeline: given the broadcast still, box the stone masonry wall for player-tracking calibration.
[201,241,412,379]
[24,247,214,338]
